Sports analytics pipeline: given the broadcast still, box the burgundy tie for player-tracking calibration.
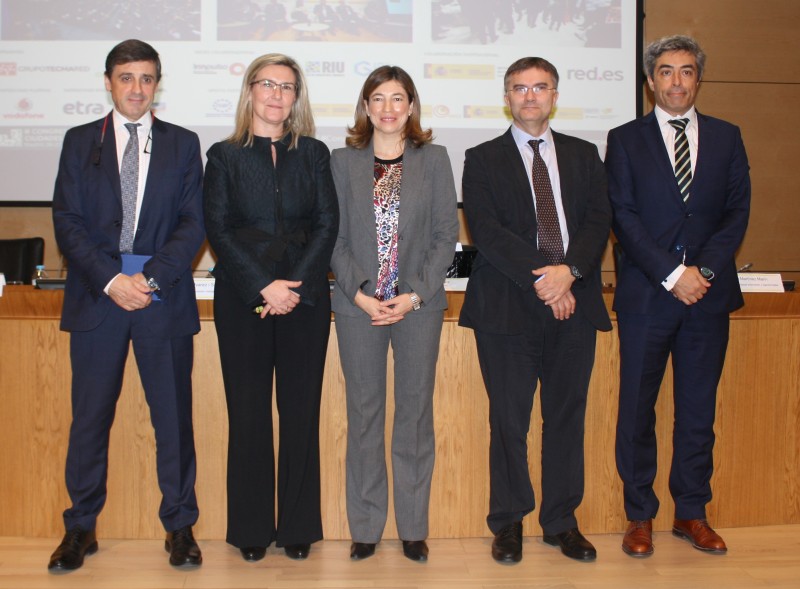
[528,139,564,264]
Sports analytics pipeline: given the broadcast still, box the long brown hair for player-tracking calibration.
[346,65,432,149]
[227,53,314,149]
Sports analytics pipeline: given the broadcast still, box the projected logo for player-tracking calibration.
[205,98,235,119]
[424,64,494,80]
[229,63,246,76]
[566,67,624,81]
[3,98,44,120]
[463,106,506,119]
[63,102,105,115]
[305,61,345,77]
[353,62,385,77]
[193,64,230,75]
[0,62,17,75]
[18,65,90,73]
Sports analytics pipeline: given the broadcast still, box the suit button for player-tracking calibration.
[114,220,121,227]
[685,212,693,218]
[111,255,119,260]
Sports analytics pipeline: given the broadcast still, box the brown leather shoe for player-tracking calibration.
[622,519,653,557]
[672,519,727,554]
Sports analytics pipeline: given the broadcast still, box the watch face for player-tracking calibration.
[700,267,714,280]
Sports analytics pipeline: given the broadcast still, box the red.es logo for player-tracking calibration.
[0,62,18,75]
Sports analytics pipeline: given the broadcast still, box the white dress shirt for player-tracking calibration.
[510,123,570,254]
[653,105,699,290]
[105,109,153,294]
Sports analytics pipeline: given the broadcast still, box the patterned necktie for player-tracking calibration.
[668,118,692,202]
[119,122,140,253]
[528,139,564,265]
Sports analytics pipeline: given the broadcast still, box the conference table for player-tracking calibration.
[1,285,798,540]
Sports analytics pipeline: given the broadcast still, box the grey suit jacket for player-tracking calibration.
[330,140,459,317]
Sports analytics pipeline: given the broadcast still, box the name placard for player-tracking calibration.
[738,272,784,293]
[193,277,215,300]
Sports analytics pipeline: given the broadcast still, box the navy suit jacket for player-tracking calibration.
[606,110,751,315]
[53,112,205,336]
[459,127,612,334]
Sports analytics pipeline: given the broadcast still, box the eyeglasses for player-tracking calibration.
[250,79,298,94]
[507,85,557,97]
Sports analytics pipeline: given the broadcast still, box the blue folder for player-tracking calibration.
[121,254,160,301]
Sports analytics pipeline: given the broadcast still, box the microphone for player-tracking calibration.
[737,262,753,272]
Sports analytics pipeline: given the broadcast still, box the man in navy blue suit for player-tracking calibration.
[49,39,205,572]
[606,35,750,557]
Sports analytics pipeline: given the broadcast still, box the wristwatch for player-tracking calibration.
[700,267,715,281]
[146,276,160,291]
[409,292,422,311]
[569,265,583,280]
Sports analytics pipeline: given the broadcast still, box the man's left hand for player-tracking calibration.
[532,264,575,305]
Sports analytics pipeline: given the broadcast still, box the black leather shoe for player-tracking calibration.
[491,521,522,563]
[284,543,311,560]
[350,542,376,560]
[47,527,98,573]
[240,546,267,562]
[543,528,597,561]
[165,526,202,567]
[401,540,429,562]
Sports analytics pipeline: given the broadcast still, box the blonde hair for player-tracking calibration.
[227,53,314,149]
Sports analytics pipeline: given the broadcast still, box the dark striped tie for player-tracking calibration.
[669,118,692,202]
[528,139,564,265]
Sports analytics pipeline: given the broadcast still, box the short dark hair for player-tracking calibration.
[104,39,162,82]
[504,57,560,90]
[644,35,706,80]
[346,65,432,149]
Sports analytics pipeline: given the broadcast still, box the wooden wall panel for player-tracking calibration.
[695,84,800,273]
[2,289,799,541]
[644,0,800,83]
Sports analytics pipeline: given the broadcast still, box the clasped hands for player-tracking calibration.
[108,272,155,311]
[670,266,711,305]
[257,279,302,318]
[355,290,415,326]
[532,264,576,321]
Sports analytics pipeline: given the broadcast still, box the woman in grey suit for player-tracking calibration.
[330,65,459,562]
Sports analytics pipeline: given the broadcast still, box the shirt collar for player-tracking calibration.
[510,123,554,150]
[654,105,697,129]
[112,109,153,134]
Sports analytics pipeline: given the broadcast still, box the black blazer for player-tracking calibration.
[203,134,339,307]
[459,127,612,334]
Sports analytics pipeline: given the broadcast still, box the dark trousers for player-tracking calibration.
[214,279,329,548]
[64,304,198,533]
[615,306,729,521]
[474,306,596,536]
